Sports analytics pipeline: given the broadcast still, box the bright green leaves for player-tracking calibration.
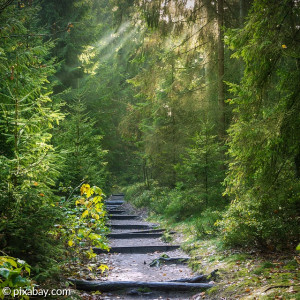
[58,183,109,262]
[0,256,32,300]
[68,240,74,247]
[53,183,109,279]
[80,184,103,199]
[81,210,89,218]
[80,184,93,197]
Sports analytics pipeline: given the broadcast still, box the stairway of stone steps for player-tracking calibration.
[72,194,214,300]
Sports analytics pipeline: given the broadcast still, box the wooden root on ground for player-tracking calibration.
[149,257,189,267]
[170,271,217,283]
[69,279,214,292]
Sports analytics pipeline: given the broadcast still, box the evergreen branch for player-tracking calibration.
[168,5,206,24]
[0,91,14,101]
[175,82,211,95]
[0,26,73,39]
[170,15,207,24]
[66,180,86,203]
[0,33,49,38]
[5,83,16,100]
[19,89,37,103]
[19,150,50,176]
[169,19,214,53]
[0,0,14,14]
[176,41,209,55]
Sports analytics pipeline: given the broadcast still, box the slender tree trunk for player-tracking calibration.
[143,159,149,188]
[239,0,246,79]
[171,61,176,188]
[203,0,218,123]
[217,0,225,137]
[205,129,208,207]
[240,0,245,26]
[145,165,149,188]
[13,56,20,188]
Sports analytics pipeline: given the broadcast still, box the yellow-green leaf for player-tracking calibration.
[82,210,89,218]
[5,258,18,268]
[98,264,109,273]
[25,265,30,275]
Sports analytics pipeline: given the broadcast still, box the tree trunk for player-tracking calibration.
[217,0,225,137]
[240,0,245,26]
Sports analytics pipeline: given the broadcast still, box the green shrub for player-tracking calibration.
[124,182,226,222]
[0,256,32,300]
[193,209,222,239]
[124,182,149,205]
[218,190,299,248]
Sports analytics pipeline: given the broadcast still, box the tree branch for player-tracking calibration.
[0,0,14,14]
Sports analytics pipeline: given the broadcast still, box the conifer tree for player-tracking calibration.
[0,2,64,266]
[221,0,300,248]
[55,98,108,190]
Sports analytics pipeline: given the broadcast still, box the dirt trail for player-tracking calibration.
[73,195,214,300]
[93,195,208,300]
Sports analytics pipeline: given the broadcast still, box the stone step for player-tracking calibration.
[130,229,166,234]
[105,200,124,206]
[94,245,180,254]
[109,215,139,220]
[105,205,121,210]
[107,232,164,239]
[108,210,126,214]
[110,224,156,230]
[110,194,124,200]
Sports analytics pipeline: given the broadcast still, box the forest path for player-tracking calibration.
[74,194,214,300]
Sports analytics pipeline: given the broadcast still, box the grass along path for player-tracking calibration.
[148,216,300,300]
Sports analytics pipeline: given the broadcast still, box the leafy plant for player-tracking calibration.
[0,255,32,300]
[55,183,109,275]
[193,209,222,239]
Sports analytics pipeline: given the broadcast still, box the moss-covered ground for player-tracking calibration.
[149,215,300,300]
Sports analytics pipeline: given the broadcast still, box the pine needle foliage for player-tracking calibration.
[0,3,65,270]
[220,0,300,249]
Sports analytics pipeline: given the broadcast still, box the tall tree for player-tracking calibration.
[217,0,225,136]
[0,2,64,266]
[221,0,300,248]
